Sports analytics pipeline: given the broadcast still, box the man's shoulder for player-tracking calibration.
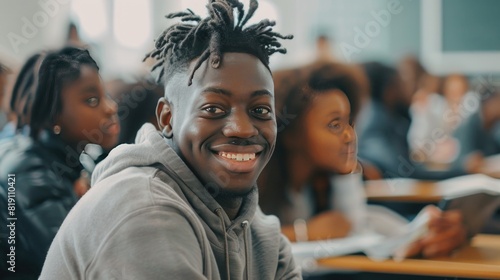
[88,165,190,213]
[59,165,201,247]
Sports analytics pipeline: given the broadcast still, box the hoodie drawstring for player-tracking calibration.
[241,220,250,280]
[215,208,230,280]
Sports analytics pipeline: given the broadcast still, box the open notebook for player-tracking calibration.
[291,205,429,263]
[438,174,500,237]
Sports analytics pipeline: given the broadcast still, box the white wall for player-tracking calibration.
[0,0,70,70]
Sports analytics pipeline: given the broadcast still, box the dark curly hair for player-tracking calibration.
[30,47,98,139]
[259,62,364,218]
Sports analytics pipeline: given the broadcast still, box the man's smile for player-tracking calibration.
[210,143,264,173]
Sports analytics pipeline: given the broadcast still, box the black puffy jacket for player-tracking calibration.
[0,132,82,279]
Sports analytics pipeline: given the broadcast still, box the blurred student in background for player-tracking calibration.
[0,54,46,280]
[0,53,45,139]
[356,62,475,180]
[450,85,500,234]
[408,73,477,166]
[259,63,359,241]
[452,85,500,170]
[258,63,466,263]
[114,80,163,144]
[0,47,120,279]
[407,74,446,163]
[398,55,427,101]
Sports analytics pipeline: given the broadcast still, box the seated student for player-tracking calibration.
[258,63,466,259]
[452,85,500,169]
[407,74,446,162]
[356,62,474,180]
[40,1,299,279]
[0,47,120,279]
[397,55,427,100]
[259,63,361,241]
[408,74,477,165]
[0,54,45,279]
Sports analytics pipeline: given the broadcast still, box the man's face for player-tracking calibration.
[160,52,276,197]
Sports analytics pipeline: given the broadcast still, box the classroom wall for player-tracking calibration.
[0,0,422,72]
[442,0,500,52]
[1,0,499,77]
[270,0,421,69]
[0,0,71,69]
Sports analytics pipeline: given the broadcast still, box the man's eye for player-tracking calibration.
[204,106,225,114]
[86,97,99,107]
[252,107,271,115]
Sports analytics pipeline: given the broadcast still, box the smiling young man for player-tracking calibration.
[40,1,299,279]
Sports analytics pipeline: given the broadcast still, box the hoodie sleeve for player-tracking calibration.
[275,234,302,279]
[86,207,209,280]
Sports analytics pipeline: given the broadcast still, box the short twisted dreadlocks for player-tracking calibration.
[144,0,293,85]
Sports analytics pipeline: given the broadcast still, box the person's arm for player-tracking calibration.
[85,208,208,279]
[331,172,367,235]
[397,205,467,259]
[281,211,351,242]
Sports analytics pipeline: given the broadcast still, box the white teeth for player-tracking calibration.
[218,152,256,162]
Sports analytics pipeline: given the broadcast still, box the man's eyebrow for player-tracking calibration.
[202,87,231,96]
[201,87,272,97]
[251,90,272,97]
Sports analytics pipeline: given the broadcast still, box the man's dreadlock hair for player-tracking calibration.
[144,0,292,85]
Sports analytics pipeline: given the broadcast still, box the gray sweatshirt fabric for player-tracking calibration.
[40,123,301,280]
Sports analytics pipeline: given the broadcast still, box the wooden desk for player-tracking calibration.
[365,179,442,203]
[318,234,500,279]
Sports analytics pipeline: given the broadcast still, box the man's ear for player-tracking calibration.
[156,97,173,138]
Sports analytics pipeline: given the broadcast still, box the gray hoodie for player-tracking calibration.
[40,123,300,280]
